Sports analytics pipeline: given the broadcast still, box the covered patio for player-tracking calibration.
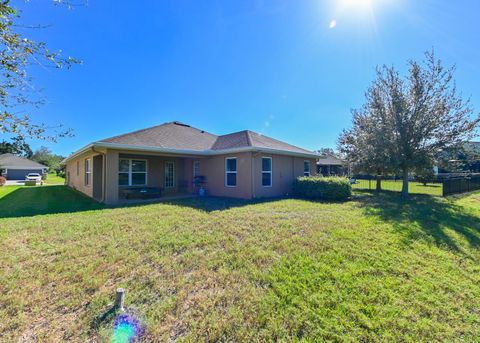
[87,150,206,204]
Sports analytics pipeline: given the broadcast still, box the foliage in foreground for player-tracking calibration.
[293,176,352,201]
[0,188,479,341]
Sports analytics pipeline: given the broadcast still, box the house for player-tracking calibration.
[0,153,48,180]
[64,121,319,204]
[317,154,346,176]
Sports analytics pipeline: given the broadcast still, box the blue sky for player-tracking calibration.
[17,0,480,156]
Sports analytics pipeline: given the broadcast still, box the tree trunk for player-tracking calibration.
[401,169,409,199]
[376,175,381,192]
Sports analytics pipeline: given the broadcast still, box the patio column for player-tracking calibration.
[105,150,119,204]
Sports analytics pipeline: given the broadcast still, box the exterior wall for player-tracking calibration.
[65,150,99,199]
[66,148,318,203]
[252,154,317,198]
[116,152,188,195]
[202,152,253,199]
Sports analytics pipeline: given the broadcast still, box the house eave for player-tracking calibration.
[63,142,319,163]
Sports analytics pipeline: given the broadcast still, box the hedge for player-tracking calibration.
[293,176,352,201]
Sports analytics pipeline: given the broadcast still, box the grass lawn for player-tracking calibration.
[0,187,479,341]
[44,172,65,185]
[352,179,443,196]
[0,185,103,218]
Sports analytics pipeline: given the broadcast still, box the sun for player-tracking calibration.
[338,0,374,11]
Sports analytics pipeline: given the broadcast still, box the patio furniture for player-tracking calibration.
[121,187,162,200]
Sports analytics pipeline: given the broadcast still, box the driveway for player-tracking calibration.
[5,180,26,186]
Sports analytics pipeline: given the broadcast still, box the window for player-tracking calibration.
[118,159,147,186]
[193,160,200,177]
[225,157,237,187]
[165,161,175,188]
[85,159,92,186]
[304,160,311,177]
[261,157,272,187]
[76,161,79,176]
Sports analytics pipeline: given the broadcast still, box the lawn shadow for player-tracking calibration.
[0,185,105,219]
[355,190,480,253]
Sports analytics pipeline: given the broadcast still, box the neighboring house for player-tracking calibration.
[0,153,48,180]
[64,121,318,204]
[317,154,346,176]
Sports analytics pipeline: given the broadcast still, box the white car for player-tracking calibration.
[25,173,42,181]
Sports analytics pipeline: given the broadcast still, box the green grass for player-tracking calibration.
[352,179,443,196]
[0,185,103,218]
[0,187,479,341]
[44,172,65,185]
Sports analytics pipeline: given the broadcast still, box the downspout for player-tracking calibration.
[92,147,107,203]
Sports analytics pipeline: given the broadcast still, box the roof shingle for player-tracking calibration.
[96,121,317,156]
[0,154,47,169]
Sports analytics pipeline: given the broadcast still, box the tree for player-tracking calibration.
[415,163,435,186]
[339,107,394,192]
[0,135,32,157]
[0,1,81,141]
[339,51,480,198]
[437,142,480,173]
[31,146,64,174]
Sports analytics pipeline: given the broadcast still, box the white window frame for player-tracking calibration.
[165,161,175,188]
[225,157,237,187]
[304,160,311,177]
[85,158,92,186]
[118,158,148,186]
[261,156,272,187]
[193,160,200,177]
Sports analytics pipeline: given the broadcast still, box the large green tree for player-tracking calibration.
[0,0,80,141]
[0,135,32,157]
[340,51,480,198]
[31,146,64,173]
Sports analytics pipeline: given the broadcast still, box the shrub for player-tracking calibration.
[0,176,6,186]
[293,176,352,201]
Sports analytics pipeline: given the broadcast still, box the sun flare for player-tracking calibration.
[339,0,373,10]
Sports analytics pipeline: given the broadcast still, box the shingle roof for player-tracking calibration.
[0,153,47,169]
[317,154,345,166]
[99,122,316,156]
[101,121,218,151]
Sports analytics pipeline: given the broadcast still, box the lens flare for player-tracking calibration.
[112,314,141,343]
[329,19,337,28]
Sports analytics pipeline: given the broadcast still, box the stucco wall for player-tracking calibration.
[202,152,253,199]
[65,150,99,198]
[252,154,317,198]
[66,148,317,203]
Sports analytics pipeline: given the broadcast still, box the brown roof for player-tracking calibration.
[99,122,316,155]
[101,122,217,151]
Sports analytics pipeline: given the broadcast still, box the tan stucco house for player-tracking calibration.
[64,121,318,204]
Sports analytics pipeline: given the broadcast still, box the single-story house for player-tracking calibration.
[0,153,48,180]
[317,154,346,176]
[64,121,319,204]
